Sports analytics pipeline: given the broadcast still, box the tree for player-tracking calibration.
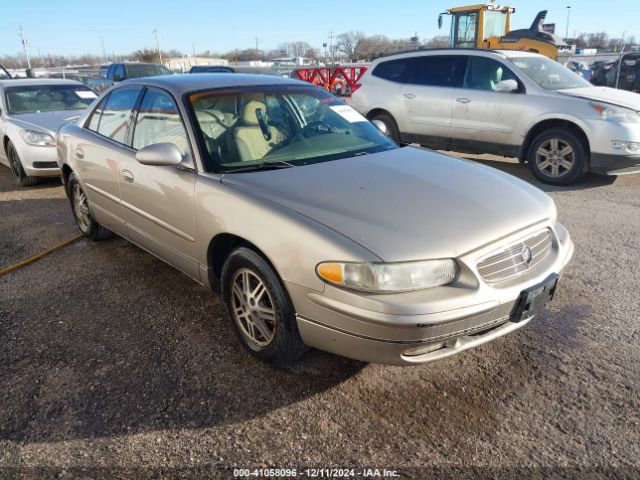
[336,31,365,61]
[425,35,450,48]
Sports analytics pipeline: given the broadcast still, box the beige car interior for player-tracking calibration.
[233,100,285,161]
[193,94,288,166]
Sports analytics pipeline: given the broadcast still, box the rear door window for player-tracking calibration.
[87,86,142,144]
[406,55,467,88]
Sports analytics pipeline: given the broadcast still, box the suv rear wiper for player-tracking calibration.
[222,160,294,173]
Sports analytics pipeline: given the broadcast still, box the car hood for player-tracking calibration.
[221,147,555,262]
[8,110,85,135]
[559,86,640,110]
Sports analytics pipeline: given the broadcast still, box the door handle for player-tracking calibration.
[75,148,84,159]
[456,97,471,104]
[403,93,416,99]
[121,169,134,184]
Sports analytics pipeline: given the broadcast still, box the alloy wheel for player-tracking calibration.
[535,138,575,178]
[8,146,24,182]
[72,183,91,233]
[230,268,277,347]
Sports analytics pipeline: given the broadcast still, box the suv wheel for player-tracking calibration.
[7,141,38,187]
[370,112,400,143]
[528,128,587,185]
[68,172,113,241]
[221,247,308,365]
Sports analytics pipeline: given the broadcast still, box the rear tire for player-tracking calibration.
[528,128,587,186]
[221,247,308,366]
[7,141,38,187]
[370,112,400,143]
[68,172,113,241]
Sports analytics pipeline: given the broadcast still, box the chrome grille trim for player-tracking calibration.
[477,229,553,284]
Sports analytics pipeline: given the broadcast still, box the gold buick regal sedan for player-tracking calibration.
[57,74,573,366]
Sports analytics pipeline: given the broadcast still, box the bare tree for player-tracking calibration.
[425,35,450,48]
[336,31,365,61]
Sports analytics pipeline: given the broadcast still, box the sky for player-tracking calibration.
[1,0,640,58]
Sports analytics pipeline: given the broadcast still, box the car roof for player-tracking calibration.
[120,73,308,96]
[371,48,544,64]
[0,78,84,87]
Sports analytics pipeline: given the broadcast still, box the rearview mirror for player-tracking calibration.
[494,79,519,93]
[135,143,184,167]
[371,119,389,136]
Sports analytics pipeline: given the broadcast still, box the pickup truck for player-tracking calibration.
[86,62,172,92]
[0,64,11,79]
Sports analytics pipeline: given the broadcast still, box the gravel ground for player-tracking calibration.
[0,157,639,480]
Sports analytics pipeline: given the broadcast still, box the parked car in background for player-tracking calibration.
[189,65,279,76]
[352,49,640,185]
[57,74,573,366]
[86,62,172,92]
[189,65,235,73]
[0,79,97,186]
[0,64,11,80]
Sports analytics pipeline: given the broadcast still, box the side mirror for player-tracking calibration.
[371,119,389,136]
[113,74,124,82]
[494,79,519,93]
[135,143,184,167]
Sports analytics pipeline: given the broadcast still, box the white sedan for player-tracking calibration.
[0,79,97,186]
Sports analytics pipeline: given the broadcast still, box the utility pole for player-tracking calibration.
[101,37,107,64]
[329,30,335,65]
[192,41,196,58]
[255,36,261,52]
[153,29,162,64]
[565,6,571,41]
[19,26,31,69]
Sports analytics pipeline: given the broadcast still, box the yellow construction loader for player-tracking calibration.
[438,2,573,61]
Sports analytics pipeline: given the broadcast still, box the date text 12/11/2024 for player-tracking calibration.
[233,468,400,478]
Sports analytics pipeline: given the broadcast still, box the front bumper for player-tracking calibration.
[16,142,60,177]
[590,152,640,175]
[291,222,574,365]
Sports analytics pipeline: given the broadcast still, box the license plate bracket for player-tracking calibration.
[510,274,559,322]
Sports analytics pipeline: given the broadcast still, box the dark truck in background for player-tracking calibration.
[86,62,172,92]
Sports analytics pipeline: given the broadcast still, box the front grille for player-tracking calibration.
[477,229,553,284]
[32,161,59,169]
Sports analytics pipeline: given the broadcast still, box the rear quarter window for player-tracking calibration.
[372,59,411,83]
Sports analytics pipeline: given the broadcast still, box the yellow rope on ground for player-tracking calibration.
[0,234,84,277]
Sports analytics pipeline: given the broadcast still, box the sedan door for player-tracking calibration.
[450,56,525,156]
[117,87,199,280]
[399,55,467,149]
[76,86,144,232]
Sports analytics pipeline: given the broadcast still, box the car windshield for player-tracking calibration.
[188,85,397,173]
[125,64,173,78]
[4,84,98,114]
[509,56,592,90]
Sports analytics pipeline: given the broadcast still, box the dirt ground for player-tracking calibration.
[0,155,639,479]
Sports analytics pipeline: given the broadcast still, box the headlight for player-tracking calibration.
[589,102,640,123]
[19,129,56,147]
[316,259,457,293]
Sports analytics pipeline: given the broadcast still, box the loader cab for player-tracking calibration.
[439,4,514,49]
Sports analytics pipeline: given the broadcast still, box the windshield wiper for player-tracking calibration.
[222,160,295,173]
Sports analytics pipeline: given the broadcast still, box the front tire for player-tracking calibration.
[528,128,587,185]
[369,112,400,143]
[68,172,113,241]
[221,247,308,365]
[7,141,38,187]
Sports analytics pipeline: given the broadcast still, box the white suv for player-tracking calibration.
[351,49,640,185]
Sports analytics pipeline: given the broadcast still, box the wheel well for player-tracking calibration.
[61,165,73,194]
[365,108,395,122]
[206,233,277,292]
[2,136,9,154]
[521,120,590,163]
